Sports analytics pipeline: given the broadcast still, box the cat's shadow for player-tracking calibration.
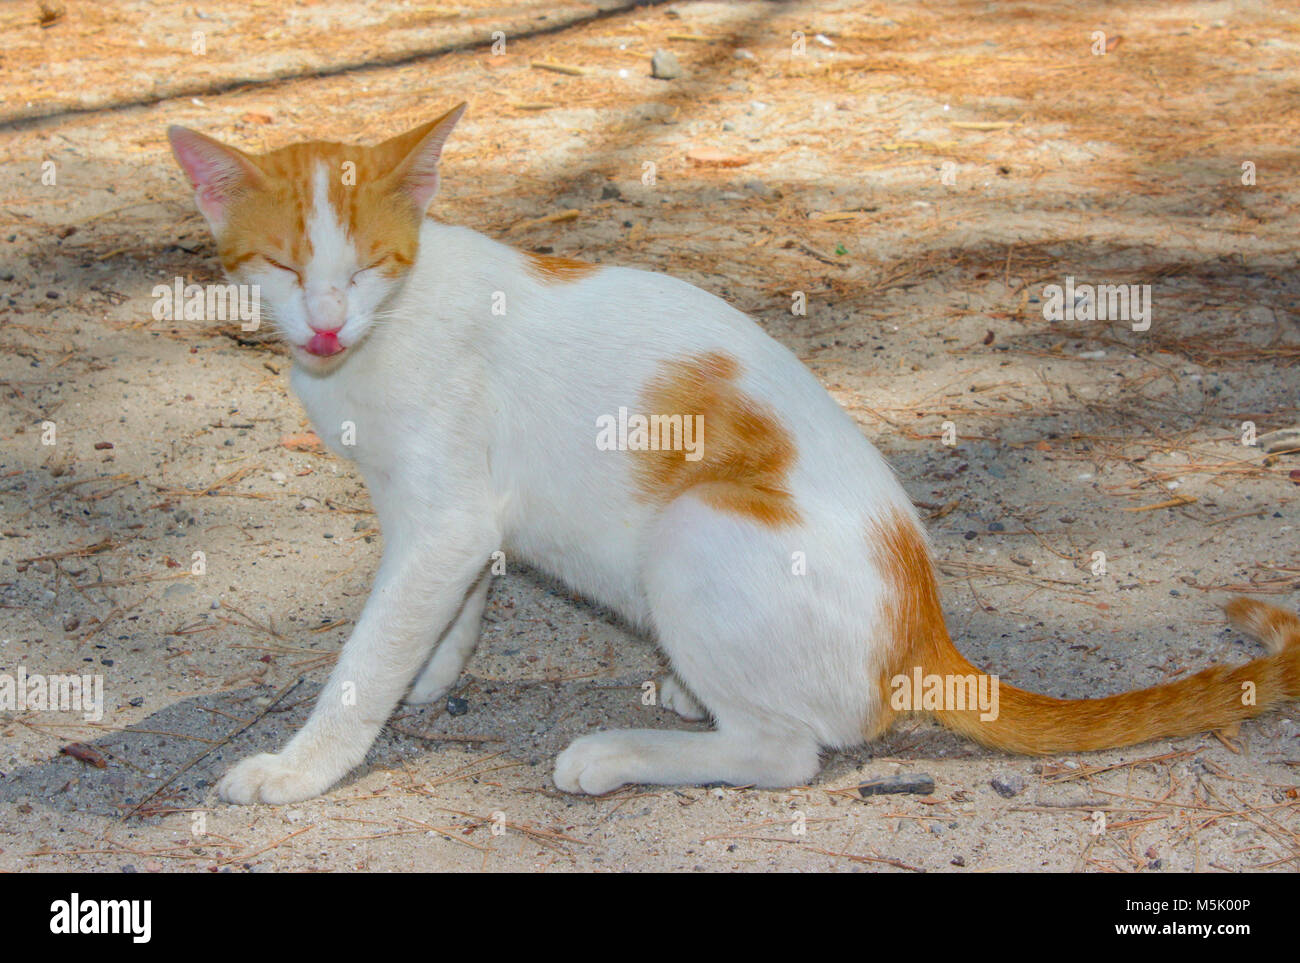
[0,656,714,823]
[0,670,979,823]
[1,558,987,822]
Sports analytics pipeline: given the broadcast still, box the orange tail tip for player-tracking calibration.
[874,508,1300,755]
[1224,596,1300,655]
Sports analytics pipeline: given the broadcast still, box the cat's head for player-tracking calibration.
[167,103,466,369]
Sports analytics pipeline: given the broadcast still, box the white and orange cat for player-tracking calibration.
[167,104,1300,804]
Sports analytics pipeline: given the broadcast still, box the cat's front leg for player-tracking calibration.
[218,513,499,804]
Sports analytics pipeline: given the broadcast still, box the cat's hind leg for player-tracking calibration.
[404,573,490,704]
[554,494,880,795]
[554,725,818,795]
[658,674,709,721]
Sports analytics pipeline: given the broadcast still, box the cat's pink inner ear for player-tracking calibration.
[167,126,261,227]
[395,102,467,212]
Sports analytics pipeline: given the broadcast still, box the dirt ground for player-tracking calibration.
[1,0,1298,872]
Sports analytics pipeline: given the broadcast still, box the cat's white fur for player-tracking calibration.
[174,115,921,804]
[217,213,920,802]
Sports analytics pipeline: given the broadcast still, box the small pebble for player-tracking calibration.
[857,773,935,797]
[650,49,682,80]
[990,772,1025,798]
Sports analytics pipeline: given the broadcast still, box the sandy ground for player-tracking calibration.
[0,0,1297,872]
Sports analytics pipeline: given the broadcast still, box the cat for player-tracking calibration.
[166,104,1300,804]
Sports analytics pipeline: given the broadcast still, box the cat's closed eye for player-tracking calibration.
[351,254,393,285]
[260,254,303,283]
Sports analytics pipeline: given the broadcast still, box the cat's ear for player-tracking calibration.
[385,102,467,213]
[167,126,265,231]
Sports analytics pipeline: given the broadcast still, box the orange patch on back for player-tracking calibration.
[633,352,800,528]
[524,252,600,284]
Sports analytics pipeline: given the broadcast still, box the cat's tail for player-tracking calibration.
[922,597,1300,753]
[875,512,1300,753]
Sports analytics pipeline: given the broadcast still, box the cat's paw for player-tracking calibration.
[402,677,452,705]
[403,647,465,705]
[554,733,637,795]
[658,675,708,721]
[217,752,332,805]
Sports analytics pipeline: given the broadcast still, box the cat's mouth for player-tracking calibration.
[302,331,346,358]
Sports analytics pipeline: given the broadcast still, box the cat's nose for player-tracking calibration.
[305,287,346,333]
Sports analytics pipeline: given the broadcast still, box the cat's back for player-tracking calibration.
[415,219,889,487]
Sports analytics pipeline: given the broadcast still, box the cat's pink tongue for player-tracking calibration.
[305,332,344,357]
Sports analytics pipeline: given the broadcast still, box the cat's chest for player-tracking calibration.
[290,363,401,467]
